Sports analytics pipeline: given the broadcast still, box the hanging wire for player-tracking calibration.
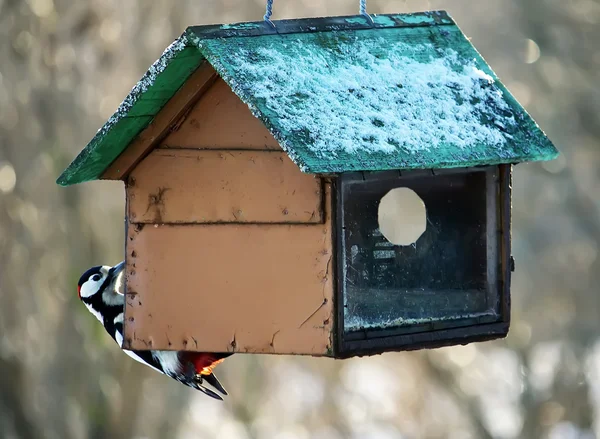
[264,0,274,21]
[264,0,372,27]
[359,0,367,15]
[359,0,374,25]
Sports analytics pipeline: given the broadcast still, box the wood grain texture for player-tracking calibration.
[123,183,334,355]
[127,149,323,224]
[161,78,281,150]
[100,62,218,181]
[499,164,512,322]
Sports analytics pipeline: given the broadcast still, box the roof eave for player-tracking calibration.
[56,10,560,186]
[56,11,456,187]
[56,35,204,187]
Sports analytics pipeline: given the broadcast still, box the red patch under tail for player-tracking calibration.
[181,352,232,397]
[187,352,230,376]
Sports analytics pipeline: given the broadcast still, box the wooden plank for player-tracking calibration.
[336,322,509,358]
[100,61,218,181]
[127,149,323,224]
[499,164,512,323]
[161,78,281,150]
[122,183,334,355]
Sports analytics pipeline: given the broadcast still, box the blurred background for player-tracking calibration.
[0,0,597,438]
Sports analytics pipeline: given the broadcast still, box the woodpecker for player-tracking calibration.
[77,261,231,400]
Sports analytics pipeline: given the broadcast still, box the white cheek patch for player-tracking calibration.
[79,278,104,298]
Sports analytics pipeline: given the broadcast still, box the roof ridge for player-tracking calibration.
[185,11,454,40]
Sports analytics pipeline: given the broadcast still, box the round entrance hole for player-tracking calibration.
[378,187,426,246]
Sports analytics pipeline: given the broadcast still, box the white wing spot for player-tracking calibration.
[83,302,103,324]
[114,313,124,325]
[115,329,166,375]
[122,348,165,375]
[151,351,181,376]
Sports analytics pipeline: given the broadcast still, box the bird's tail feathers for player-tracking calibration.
[202,372,228,396]
[182,352,231,399]
[191,377,224,400]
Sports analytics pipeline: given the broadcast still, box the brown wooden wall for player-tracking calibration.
[162,78,281,150]
[127,149,323,224]
[122,77,334,356]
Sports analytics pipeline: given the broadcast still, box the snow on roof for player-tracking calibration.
[224,39,512,158]
[58,13,558,186]
[96,37,188,142]
[198,26,557,173]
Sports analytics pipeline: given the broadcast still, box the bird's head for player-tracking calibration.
[77,261,126,306]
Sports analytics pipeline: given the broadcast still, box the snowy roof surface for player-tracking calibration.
[57,11,558,186]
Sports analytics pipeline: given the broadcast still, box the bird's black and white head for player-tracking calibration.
[77,261,126,322]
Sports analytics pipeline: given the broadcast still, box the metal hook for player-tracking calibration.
[359,0,375,25]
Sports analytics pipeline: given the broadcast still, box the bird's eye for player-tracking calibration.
[92,274,101,282]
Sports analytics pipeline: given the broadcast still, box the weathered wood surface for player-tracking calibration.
[123,182,334,355]
[161,78,281,150]
[101,62,218,181]
[127,149,323,224]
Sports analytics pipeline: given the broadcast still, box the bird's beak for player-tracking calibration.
[109,261,126,277]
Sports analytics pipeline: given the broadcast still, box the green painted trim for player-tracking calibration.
[56,39,204,186]
[57,11,558,186]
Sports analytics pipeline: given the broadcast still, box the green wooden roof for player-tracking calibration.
[57,11,558,186]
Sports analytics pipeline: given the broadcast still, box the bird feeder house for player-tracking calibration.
[58,11,558,358]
